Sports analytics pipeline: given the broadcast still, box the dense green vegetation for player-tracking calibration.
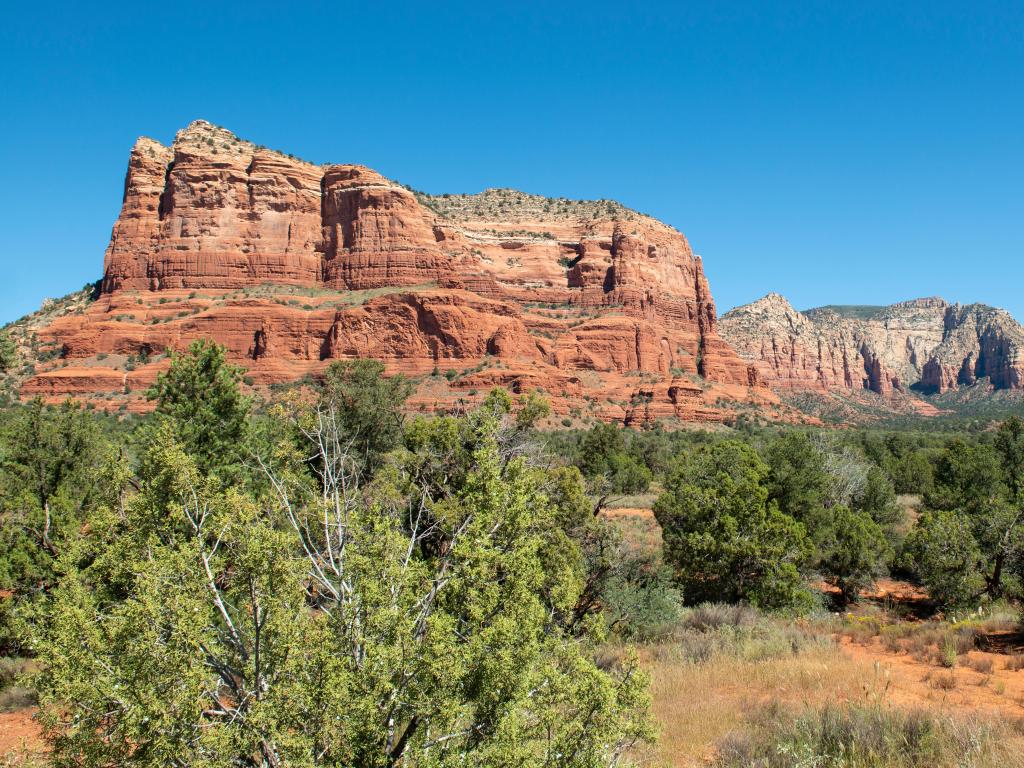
[1,340,1023,766]
[553,415,1024,613]
[1,343,653,767]
[0,330,16,373]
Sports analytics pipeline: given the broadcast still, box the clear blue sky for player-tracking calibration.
[3,1,1022,324]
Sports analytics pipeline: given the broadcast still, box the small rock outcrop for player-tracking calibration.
[719,294,1024,396]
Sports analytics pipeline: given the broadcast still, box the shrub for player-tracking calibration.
[681,603,759,633]
[905,510,986,610]
[939,637,958,668]
[603,557,682,641]
[34,404,654,766]
[714,703,1009,768]
[0,658,31,690]
[820,505,891,604]
[968,656,994,675]
[928,670,958,690]
[0,686,37,712]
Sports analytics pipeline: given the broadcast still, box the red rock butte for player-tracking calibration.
[24,120,784,423]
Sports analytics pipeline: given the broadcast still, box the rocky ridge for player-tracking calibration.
[719,293,1024,397]
[18,120,781,425]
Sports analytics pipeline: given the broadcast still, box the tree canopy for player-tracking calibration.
[27,350,653,767]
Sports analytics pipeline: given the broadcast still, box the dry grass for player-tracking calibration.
[925,670,959,691]
[969,656,995,675]
[641,643,876,766]
[629,602,1024,767]
[630,610,890,767]
[712,701,1024,768]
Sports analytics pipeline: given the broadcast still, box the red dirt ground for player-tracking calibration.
[0,708,42,756]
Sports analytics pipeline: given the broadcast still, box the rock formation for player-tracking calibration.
[719,293,1024,396]
[20,120,777,424]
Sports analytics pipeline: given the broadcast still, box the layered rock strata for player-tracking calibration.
[23,120,772,423]
[719,293,1024,396]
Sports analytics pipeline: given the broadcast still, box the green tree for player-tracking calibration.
[765,431,831,541]
[607,452,652,494]
[514,389,551,431]
[541,464,671,635]
[925,438,1005,515]
[890,448,935,496]
[767,433,900,593]
[575,422,626,478]
[145,339,250,476]
[0,398,109,654]
[574,422,651,494]
[995,416,1024,502]
[0,329,16,372]
[854,466,903,530]
[820,506,892,604]
[654,441,812,610]
[319,359,413,475]
[905,510,986,609]
[34,405,653,767]
[918,431,1023,601]
[0,398,106,597]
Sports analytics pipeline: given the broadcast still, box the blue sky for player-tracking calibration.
[2,1,1022,324]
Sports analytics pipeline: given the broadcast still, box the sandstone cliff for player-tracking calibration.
[719,293,1024,396]
[20,120,778,424]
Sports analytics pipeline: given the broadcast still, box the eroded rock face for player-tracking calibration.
[719,294,1024,396]
[919,304,1024,392]
[320,165,452,290]
[103,123,325,291]
[23,120,776,423]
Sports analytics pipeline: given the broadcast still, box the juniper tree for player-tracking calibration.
[146,339,250,477]
[654,441,812,609]
[34,399,653,767]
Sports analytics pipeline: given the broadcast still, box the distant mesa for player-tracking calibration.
[719,293,1024,397]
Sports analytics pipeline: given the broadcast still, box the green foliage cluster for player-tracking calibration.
[645,429,903,609]
[0,329,16,373]
[0,341,653,766]
[904,417,1024,609]
[144,339,250,477]
[654,442,813,609]
[569,422,653,494]
[554,416,1022,612]
[0,399,109,652]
